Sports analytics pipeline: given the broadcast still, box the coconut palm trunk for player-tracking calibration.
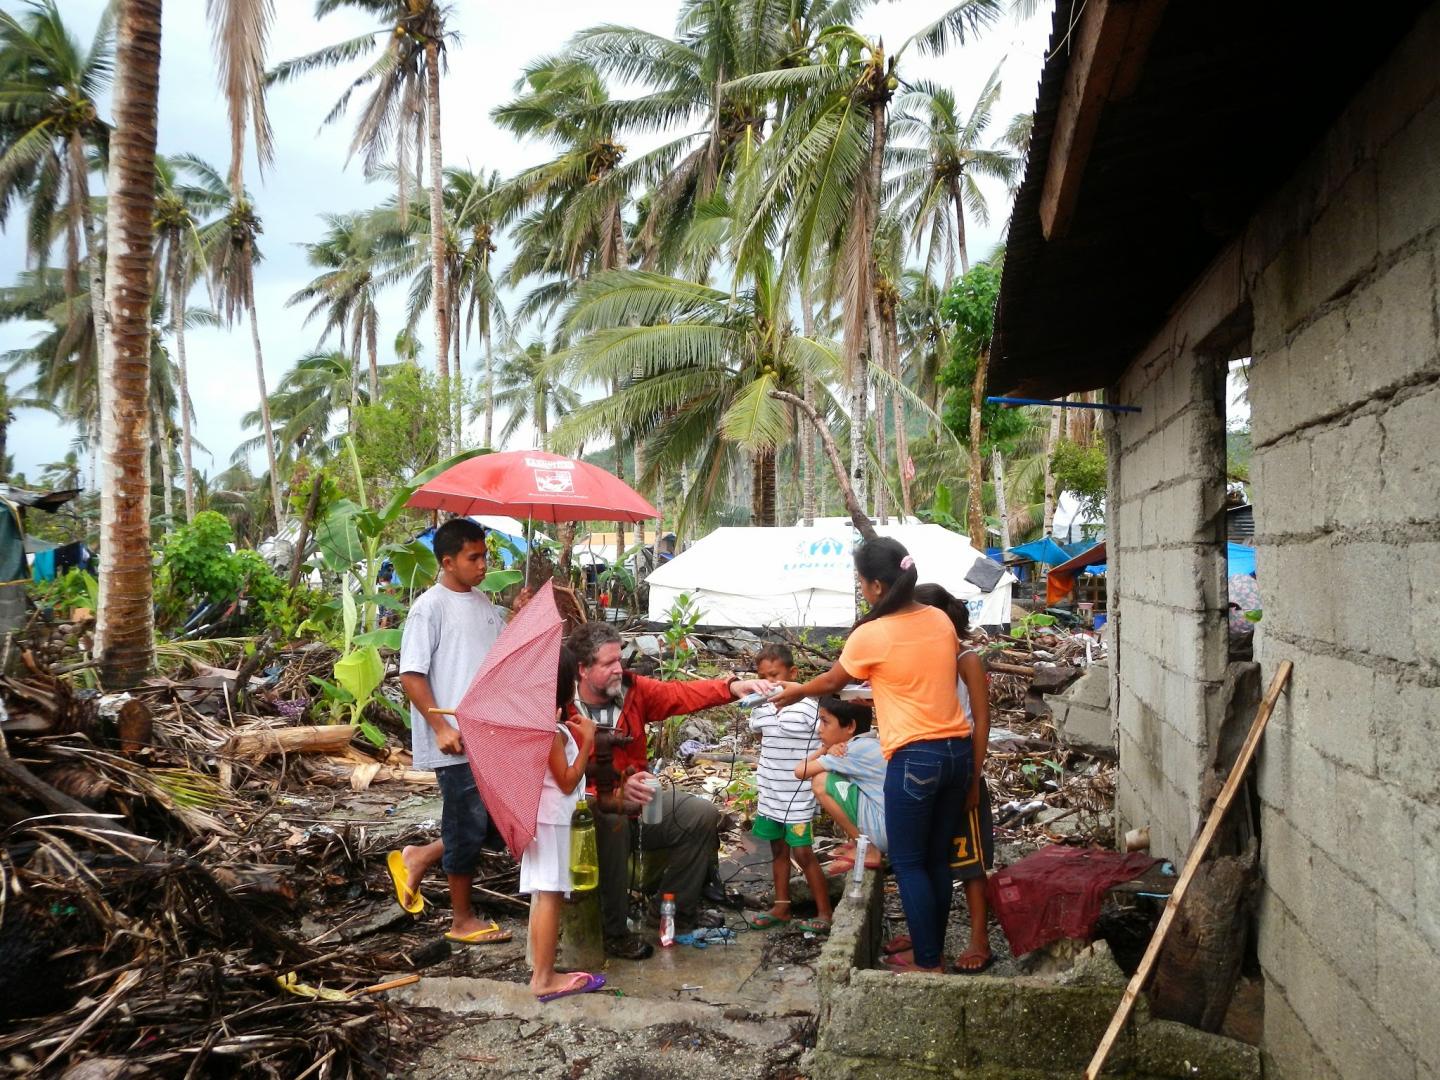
[799,282,817,526]
[70,133,108,354]
[248,300,284,525]
[96,0,162,687]
[751,447,777,527]
[992,447,1010,551]
[482,322,494,446]
[770,389,874,541]
[1043,400,1063,537]
[366,304,379,403]
[170,255,195,519]
[887,314,913,518]
[950,177,971,276]
[424,36,451,452]
[967,345,986,549]
[873,370,888,524]
[154,412,174,524]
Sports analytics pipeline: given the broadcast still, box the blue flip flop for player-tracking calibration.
[537,971,606,1003]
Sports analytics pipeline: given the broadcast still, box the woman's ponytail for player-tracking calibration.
[853,537,918,628]
[914,582,970,638]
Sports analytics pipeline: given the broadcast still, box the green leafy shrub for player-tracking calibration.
[1050,438,1108,520]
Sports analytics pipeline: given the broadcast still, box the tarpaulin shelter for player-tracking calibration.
[646,522,1016,630]
[1007,537,1072,566]
[1045,541,1108,606]
[0,485,80,634]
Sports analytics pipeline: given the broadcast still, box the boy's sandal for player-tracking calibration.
[744,912,792,930]
[795,917,832,934]
[386,850,424,915]
[445,922,513,945]
[537,971,606,1003]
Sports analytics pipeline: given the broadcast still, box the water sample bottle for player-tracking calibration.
[640,777,664,825]
[569,798,599,891]
[659,893,677,947]
[847,835,870,901]
[736,690,776,709]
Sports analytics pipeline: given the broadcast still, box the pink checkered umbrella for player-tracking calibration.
[452,580,564,858]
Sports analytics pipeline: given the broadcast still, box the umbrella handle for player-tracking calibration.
[427,708,457,716]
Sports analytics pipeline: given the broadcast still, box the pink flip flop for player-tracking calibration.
[537,971,607,1003]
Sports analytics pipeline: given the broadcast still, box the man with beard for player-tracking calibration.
[566,622,777,960]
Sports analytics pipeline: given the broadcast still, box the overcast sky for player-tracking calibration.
[2,0,1052,485]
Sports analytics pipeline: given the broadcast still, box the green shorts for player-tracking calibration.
[823,772,861,826]
[752,814,813,847]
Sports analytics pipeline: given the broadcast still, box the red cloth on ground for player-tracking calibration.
[986,845,1159,956]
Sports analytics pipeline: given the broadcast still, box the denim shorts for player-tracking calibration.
[436,763,490,876]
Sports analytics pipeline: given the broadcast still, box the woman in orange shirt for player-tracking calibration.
[771,537,972,972]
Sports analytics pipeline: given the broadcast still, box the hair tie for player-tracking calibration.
[900,555,915,570]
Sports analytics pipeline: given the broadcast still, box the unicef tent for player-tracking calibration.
[646,522,1016,630]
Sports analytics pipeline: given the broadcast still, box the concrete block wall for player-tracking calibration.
[1106,9,1440,1079]
[1244,8,1440,1077]
[1107,261,1234,863]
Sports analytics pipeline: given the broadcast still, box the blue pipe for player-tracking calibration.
[986,396,1141,413]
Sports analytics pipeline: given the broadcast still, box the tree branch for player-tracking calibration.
[769,389,877,541]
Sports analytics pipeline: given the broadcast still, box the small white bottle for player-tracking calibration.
[847,835,871,900]
[659,892,677,947]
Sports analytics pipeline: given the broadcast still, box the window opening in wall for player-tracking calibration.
[1225,356,1259,662]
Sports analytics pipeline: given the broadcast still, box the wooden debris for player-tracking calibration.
[224,723,358,761]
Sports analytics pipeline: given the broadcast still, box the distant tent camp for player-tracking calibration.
[646,522,1016,629]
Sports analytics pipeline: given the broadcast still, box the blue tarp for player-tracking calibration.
[1007,538,1071,566]
[1227,542,1257,577]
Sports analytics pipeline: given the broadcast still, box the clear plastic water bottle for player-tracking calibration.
[737,689,777,709]
[659,892,677,947]
[568,798,599,891]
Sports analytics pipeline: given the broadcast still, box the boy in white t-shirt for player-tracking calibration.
[394,518,510,944]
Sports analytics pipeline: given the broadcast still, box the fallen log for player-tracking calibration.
[986,661,1036,676]
[224,724,358,761]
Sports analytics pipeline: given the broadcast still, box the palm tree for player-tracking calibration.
[192,156,284,526]
[94,0,162,686]
[0,0,114,352]
[487,340,578,451]
[289,210,390,404]
[726,0,1003,513]
[270,0,459,449]
[446,168,506,447]
[551,258,843,528]
[0,269,98,437]
[154,153,227,520]
[889,66,1017,278]
[236,349,368,468]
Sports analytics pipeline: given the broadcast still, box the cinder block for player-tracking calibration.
[1333,248,1438,405]
[1304,847,1379,996]
[1325,978,1418,1080]
[1254,227,1315,341]
[1413,802,1440,954]
[1378,907,1440,1075]
[1324,766,1418,921]
[1383,388,1440,529]
[1377,92,1440,254]
[1258,806,1315,925]
[1264,538,1340,646]
[1332,541,1414,663]
[1252,437,1316,536]
[1266,306,1345,434]
[1375,672,1440,802]
[1260,981,1344,1080]
[1257,898,1341,1057]
[1291,652,1378,775]
[1311,413,1383,530]
[1307,161,1380,305]
[1247,342,1296,445]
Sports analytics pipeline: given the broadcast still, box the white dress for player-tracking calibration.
[519,725,582,896]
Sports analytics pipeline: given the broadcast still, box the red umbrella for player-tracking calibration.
[406,449,658,523]
[452,580,564,858]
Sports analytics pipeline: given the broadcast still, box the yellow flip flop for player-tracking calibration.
[387,850,424,914]
[445,922,513,945]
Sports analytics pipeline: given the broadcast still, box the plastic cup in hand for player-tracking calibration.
[640,777,664,825]
[847,835,870,901]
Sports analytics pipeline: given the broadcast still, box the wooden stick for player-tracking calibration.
[427,708,456,716]
[1084,659,1292,1079]
[359,974,421,995]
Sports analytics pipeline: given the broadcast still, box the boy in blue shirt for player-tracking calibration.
[795,697,885,874]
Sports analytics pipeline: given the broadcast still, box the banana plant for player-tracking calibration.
[309,439,492,745]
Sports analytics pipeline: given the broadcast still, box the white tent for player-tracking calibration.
[646,522,1015,628]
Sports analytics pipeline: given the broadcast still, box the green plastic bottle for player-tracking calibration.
[569,798,599,891]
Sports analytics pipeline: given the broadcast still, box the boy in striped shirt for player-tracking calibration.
[746,645,832,933]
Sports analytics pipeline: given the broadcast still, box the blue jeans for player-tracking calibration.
[884,736,973,968]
